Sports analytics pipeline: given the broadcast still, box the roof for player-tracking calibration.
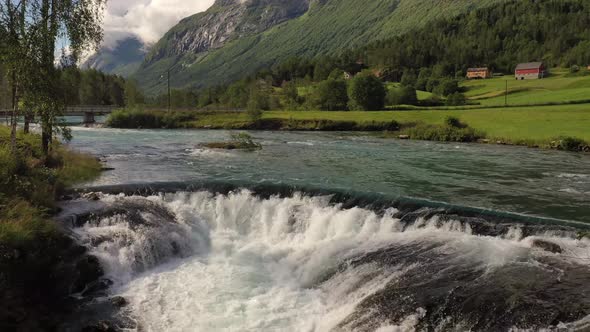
[467,67,489,72]
[515,62,544,70]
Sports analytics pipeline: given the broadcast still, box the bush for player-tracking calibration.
[400,68,417,87]
[312,79,349,111]
[106,109,196,129]
[434,78,460,97]
[402,122,484,142]
[347,74,386,111]
[445,116,466,128]
[387,85,418,105]
[446,92,467,106]
[570,65,580,73]
[203,132,262,151]
[554,136,589,152]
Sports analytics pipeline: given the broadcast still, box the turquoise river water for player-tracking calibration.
[60,126,590,331]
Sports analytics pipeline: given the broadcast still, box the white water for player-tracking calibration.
[69,190,590,331]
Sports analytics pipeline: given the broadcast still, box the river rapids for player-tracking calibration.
[59,187,590,332]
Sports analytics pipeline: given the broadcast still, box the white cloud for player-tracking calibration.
[102,0,216,48]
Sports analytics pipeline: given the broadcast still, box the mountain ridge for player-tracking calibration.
[134,0,507,93]
[83,37,148,77]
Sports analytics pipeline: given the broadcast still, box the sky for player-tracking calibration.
[102,0,216,48]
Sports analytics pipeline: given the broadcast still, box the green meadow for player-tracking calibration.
[113,68,590,148]
[462,69,590,106]
[183,103,590,144]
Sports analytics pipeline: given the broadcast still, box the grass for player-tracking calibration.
[0,125,101,248]
[262,104,590,143]
[463,69,590,106]
[386,82,433,101]
[0,126,103,330]
[182,104,590,149]
[107,102,590,151]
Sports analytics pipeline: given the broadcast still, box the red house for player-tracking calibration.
[515,62,547,80]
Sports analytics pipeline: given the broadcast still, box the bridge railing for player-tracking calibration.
[65,105,119,114]
[0,105,118,115]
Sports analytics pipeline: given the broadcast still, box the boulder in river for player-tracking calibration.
[532,239,563,254]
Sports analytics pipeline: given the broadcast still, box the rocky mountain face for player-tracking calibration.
[145,0,311,65]
[83,37,148,77]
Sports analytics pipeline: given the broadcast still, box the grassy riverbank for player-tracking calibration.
[0,126,102,330]
[106,103,590,151]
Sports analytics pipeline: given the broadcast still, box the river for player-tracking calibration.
[61,127,590,331]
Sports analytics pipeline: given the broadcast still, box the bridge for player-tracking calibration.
[0,105,118,124]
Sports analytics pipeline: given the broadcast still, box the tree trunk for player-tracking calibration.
[10,72,18,154]
[23,111,31,134]
[41,116,50,155]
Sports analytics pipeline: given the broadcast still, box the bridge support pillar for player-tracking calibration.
[83,112,95,125]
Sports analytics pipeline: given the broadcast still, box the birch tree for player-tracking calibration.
[0,0,106,155]
[0,0,31,153]
[30,0,106,154]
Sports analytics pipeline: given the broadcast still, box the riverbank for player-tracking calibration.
[106,105,590,152]
[0,126,110,330]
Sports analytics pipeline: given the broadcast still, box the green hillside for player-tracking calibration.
[134,0,506,93]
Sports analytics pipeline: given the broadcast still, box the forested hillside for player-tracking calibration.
[134,0,507,93]
[361,0,590,74]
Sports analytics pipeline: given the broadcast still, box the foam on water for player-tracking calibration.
[70,190,590,331]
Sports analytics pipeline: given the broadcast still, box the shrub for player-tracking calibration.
[347,74,386,111]
[446,92,467,106]
[570,65,580,73]
[402,122,484,142]
[554,136,589,152]
[434,78,460,97]
[387,86,418,105]
[106,109,196,129]
[203,132,262,151]
[400,68,417,87]
[312,79,349,111]
[445,116,466,128]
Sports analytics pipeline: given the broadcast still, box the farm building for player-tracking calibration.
[466,67,492,79]
[515,62,547,80]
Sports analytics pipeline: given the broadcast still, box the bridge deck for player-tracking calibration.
[0,106,117,117]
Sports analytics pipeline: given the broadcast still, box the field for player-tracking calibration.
[187,104,590,144]
[462,69,590,106]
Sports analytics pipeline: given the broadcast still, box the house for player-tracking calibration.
[343,72,354,80]
[466,67,492,79]
[515,62,547,80]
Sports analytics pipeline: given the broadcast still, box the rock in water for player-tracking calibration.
[532,239,563,254]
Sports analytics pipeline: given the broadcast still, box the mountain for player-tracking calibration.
[134,0,507,93]
[83,37,148,77]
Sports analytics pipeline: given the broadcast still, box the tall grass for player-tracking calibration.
[0,126,101,249]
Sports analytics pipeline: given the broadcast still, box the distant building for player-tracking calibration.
[587,65,590,71]
[466,67,492,79]
[343,72,354,80]
[515,62,547,80]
